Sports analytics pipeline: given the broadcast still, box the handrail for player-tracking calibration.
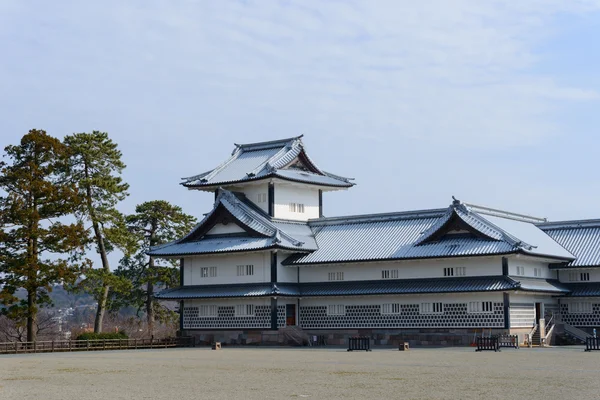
[542,321,555,346]
[563,323,590,342]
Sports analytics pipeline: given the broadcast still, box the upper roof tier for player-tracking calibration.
[283,199,576,265]
[181,135,354,190]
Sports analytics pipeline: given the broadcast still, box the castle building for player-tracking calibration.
[150,136,600,346]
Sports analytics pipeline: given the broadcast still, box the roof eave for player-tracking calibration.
[281,250,520,266]
[181,173,354,190]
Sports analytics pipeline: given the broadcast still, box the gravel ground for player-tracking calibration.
[0,346,598,400]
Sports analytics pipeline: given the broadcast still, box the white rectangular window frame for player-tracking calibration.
[209,266,217,278]
[198,305,218,317]
[327,304,346,316]
[235,304,255,316]
[382,269,399,279]
[328,271,344,281]
[420,302,443,315]
[569,302,592,314]
[568,271,580,281]
[237,265,254,276]
[468,301,494,314]
[580,272,590,281]
[533,268,541,277]
[444,267,454,277]
[288,202,305,213]
[456,267,466,276]
[382,303,401,314]
[257,193,267,203]
[200,267,209,278]
[516,266,525,276]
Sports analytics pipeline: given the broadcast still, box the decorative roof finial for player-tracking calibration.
[452,196,460,206]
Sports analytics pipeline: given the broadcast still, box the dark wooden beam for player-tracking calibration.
[319,189,323,217]
[270,298,278,330]
[271,251,277,283]
[268,183,275,217]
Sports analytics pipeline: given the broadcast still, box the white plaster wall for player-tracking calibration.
[509,293,557,304]
[299,292,503,307]
[559,269,600,282]
[206,223,245,235]
[183,252,270,285]
[277,251,298,283]
[185,298,272,307]
[274,184,319,221]
[229,182,269,213]
[507,257,554,279]
[297,257,503,283]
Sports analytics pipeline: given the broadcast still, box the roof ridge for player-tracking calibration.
[308,208,447,226]
[538,219,600,230]
[234,135,303,150]
[181,146,244,184]
[463,202,546,223]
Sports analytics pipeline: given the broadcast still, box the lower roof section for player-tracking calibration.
[154,276,569,300]
[561,282,600,297]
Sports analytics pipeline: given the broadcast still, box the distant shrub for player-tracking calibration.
[76,331,128,341]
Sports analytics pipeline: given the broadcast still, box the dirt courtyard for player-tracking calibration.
[0,346,598,400]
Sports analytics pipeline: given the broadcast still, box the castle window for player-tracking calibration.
[569,302,592,314]
[381,269,399,279]
[420,302,443,315]
[327,305,346,316]
[237,265,254,276]
[382,303,400,314]
[328,271,344,281]
[516,266,525,276]
[257,193,267,203]
[444,267,453,277]
[534,268,541,277]
[201,267,217,278]
[198,305,218,317]
[235,304,255,316]
[468,301,493,313]
[581,272,590,281]
[289,203,305,213]
[568,271,589,281]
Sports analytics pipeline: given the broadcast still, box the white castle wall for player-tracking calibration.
[183,253,270,285]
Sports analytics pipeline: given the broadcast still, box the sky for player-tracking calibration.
[1,0,600,224]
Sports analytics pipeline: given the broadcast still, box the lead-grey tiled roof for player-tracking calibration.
[539,220,600,267]
[155,276,519,299]
[298,276,518,296]
[148,237,282,257]
[149,189,315,257]
[181,136,353,188]
[512,277,569,293]
[284,203,575,266]
[561,282,600,297]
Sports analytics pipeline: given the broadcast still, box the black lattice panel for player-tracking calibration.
[560,303,600,327]
[299,303,504,328]
[182,305,270,329]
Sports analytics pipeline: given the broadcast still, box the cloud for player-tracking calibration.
[1,0,600,223]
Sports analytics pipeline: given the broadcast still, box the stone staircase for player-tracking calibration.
[279,326,311,346]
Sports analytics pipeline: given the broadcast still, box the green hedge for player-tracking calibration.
[76,332,128,341]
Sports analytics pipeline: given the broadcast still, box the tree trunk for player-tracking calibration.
[147,258,155,337]
[85,165,111,334]
[94,284,110,333]
[27,290,36,343]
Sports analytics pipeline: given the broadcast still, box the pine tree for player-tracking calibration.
[0,130,87,342]
[63,131,132,333]
[116,201,196,336]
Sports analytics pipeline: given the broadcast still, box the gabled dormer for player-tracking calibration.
[148,188,317,258]
[179,136,354,221]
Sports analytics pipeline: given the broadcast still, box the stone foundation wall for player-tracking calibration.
[183,328,509,347]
